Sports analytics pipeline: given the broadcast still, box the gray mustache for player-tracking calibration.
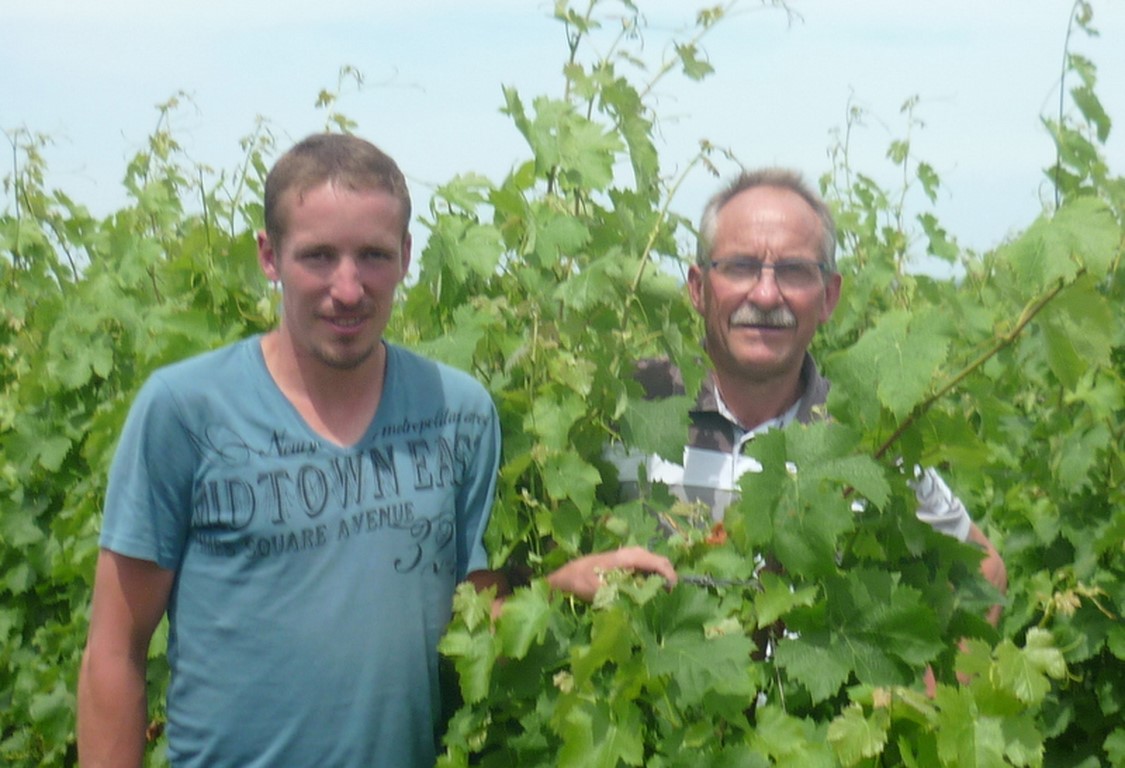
[729,305,797,328]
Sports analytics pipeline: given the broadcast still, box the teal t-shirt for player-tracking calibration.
[100,337,499,767]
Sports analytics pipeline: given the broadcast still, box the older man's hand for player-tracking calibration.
[546,546,678,602]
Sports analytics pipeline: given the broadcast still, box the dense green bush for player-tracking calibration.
[2,2,1120,766]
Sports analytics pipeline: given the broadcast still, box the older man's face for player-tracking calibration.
[688,185,841,387]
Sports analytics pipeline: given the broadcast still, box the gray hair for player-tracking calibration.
[696,167,837,272]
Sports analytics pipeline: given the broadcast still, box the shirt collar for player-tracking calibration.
[713,385,801,438]
[696,352,824,434]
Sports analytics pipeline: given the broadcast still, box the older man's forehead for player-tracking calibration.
[716,190,821,246]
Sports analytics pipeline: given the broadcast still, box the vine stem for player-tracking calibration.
[629,150,702,293]
[1053,0,1084,209]
[7,134,21,268]
[874,273,1078,460]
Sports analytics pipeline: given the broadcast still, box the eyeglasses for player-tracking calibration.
[707,257,828,291]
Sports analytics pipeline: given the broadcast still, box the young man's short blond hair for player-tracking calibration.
[263,133,412,248]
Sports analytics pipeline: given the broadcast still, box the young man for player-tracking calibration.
[77,133,501,767]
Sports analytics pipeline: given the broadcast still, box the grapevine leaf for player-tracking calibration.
[1071,85,1112,143]
[524,96,622,191]
[1009,196,1119,288]
[1039,277,1115,388]
[773,633,852,703]
[751,705,836,767]
[497,580,552,660]
[618,394,693,464]
[807,454,890,508]
[994,628,1067,704]
[1106,728,1125,768]
[439,624,496,705]
[770,489,854,579]
[36,435,73,473]
[553,251,627,311]
[532,212,590,269]
[501,85,532,144]
[779,569,943,702]
[2,562,35,595]
[999,715,1047,767]
[840,309,949,420]
[842,570,944,668]
[956,638,994,680]
[430,217,504,280]
[786,420,890,508]
[542,451,601,514]
[412,303,493,372]
[571,606,632,688]
[675,43,715,80]
[644,629,757,705]
[47,329,105,390]
[1048,196,1120,277]
[526,392,586,450]
[754,571,818,628]
[918,211,958,261]
[1107,622,1125,660]
[27,682,72,726]
[432,172,494,211]
[602,76,658,188]
[1054,422,1110,490]
[729,428,788,549]
[0,512,46,548]
[827,703,890,766]
[557,700,644,768]
[934,687,1010,768]
[916,163,941,203]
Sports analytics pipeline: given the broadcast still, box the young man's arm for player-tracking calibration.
[78,550,175,768]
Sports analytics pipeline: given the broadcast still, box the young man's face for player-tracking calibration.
[688,185,841,387]
[257,182,411,372]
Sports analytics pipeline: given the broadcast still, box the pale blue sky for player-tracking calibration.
[3,0,1122,257]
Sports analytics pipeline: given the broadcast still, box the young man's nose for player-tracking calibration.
[330,258,366,304]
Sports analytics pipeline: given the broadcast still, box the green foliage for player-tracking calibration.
[2,1,1121,766]
[431,2,1122,766]
[1,105,277,766]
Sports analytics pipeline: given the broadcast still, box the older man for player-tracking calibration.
[554,168,1006,617]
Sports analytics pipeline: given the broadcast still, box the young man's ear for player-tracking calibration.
[399,232,413,277]
[257,231,280,282]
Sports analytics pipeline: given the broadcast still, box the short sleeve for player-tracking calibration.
[99,374,197,569]
[909,466,973,542]
[455,396,500,578]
